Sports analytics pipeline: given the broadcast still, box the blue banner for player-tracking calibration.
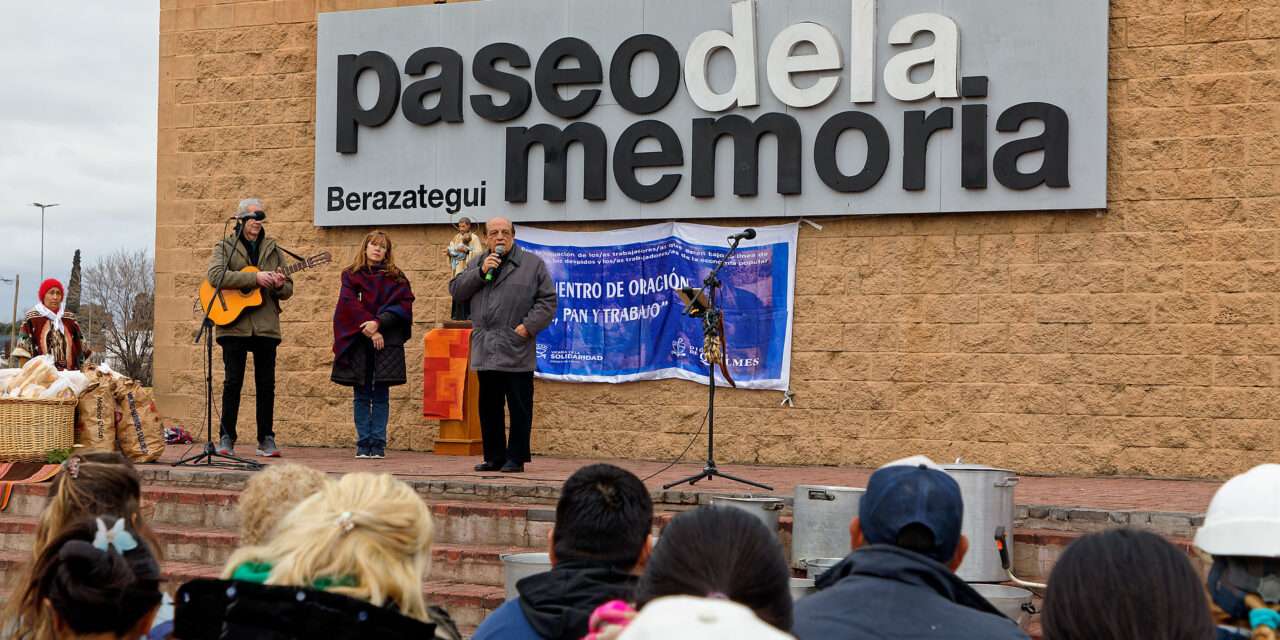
[515,223,796,391]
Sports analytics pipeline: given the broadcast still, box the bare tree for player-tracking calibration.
[83,249,154,384]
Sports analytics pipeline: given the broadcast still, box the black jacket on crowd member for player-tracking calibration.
[518,561,638,639]
[173,579,459,640]
[792,545,1029,640]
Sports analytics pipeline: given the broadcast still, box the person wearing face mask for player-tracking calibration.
[448,217,556,474]
[16,278,89,370]
[331,230,415,460]
[206,197,294,459]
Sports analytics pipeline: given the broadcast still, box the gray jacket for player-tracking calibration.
[449,244,556,372]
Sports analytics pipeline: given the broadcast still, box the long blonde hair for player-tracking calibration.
[221,473,435,621]
[345,230,404,280]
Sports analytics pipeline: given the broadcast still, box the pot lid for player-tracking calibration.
[942,459,1014,473]
[795,484,865,492]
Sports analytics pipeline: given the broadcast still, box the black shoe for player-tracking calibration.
[474,461,502,472]
[500,461,524,473]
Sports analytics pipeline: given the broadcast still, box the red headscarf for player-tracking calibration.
[38,278,63,303]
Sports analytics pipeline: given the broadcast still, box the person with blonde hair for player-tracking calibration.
[2,453,166,640]
[236,463,330,546]
[331,230,415,459]
[188,472,459,639]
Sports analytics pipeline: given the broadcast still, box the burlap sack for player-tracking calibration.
[113,379,165,463]
[74,369,116,454]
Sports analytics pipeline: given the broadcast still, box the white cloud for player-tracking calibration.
[0,3,158,311]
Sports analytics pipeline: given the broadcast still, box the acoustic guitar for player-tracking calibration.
[198,252,332,326]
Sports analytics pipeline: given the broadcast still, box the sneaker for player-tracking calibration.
[369,448,385,459]
[256,436,281,458]
[216,435,235,456]
[355,447,370,459]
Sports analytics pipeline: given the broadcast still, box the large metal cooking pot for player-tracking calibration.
[501,552,551,600]
[710,496,784,534]
[943,462,1019,583]
[789,578,816,601]
[792,485,864,568]
[802,557,843,580]
[970,583,1035,628]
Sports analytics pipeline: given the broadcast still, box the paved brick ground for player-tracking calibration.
[158,445,1222,514]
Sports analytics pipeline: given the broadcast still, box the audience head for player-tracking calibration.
[27,515,163,639]
[635,506,793,631]
[1194,463,1280,624]
[38,453,157,556]
[237,463,329,546]
[853,455,966,567]
[1041,528,1212,640]
[551,464,654,571]
[222,472,436,622]
[3,453,163,636]
[619,596,795,640]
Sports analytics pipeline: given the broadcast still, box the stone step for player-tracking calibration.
[0,515,538,587]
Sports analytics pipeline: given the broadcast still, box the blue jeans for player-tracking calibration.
[353,383,390,451]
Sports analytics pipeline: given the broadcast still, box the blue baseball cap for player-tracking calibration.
[858,455,964,563]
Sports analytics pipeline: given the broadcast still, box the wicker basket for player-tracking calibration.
[0,397,77,462]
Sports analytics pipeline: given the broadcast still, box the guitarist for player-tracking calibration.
[206,197,293,458]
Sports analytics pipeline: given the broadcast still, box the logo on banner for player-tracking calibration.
[671,337,688,359]
[535,343,549,359]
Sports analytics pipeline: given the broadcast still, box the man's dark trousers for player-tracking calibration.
[477,370,533,465]
[218,335,278,444]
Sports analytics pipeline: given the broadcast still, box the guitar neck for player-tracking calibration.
[278,260,310,276]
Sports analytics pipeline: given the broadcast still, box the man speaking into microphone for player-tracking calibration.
[449,217,556,473]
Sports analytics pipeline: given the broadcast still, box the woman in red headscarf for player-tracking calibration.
[15,279,89,370]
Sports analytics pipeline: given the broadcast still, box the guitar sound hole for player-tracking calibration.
[240,288,254,295]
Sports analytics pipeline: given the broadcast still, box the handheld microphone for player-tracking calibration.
[233,209,266,221]
[727,228,756,242]
[484,245,507,282]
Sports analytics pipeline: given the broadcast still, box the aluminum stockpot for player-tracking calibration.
[943,462,1019,583]
[792,485,864,568]
[789,578,816,601]
[802,557,843,580]
[501,552,551,600]
[709,496,785,534]
[971,583,1035,628]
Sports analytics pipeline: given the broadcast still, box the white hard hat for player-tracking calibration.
[1195,464,1280,557]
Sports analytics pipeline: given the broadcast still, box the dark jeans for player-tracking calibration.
[477,370,533,465]
[218,335,278,444]
[354,382,390,451]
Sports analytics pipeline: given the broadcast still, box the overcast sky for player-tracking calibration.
[0,4,157,314]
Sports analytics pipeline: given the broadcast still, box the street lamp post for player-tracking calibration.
[31,202,60,281]
[0,275,17,363]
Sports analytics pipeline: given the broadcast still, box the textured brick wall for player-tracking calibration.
[154,0,1279,479]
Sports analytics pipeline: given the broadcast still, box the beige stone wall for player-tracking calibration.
[155,0,1279,479]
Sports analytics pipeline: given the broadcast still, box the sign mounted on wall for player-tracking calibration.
[314,0,1108,226]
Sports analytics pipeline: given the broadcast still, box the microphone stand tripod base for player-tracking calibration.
[172,440,264,470]
[662,461,773,491]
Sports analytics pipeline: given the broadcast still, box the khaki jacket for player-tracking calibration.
[206,233,295,341]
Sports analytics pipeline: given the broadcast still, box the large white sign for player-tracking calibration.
[315,0,1108,226]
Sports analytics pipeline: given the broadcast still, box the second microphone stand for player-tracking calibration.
[663,235,772,492]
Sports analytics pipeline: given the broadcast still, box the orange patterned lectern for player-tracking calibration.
[423,325,483,455]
